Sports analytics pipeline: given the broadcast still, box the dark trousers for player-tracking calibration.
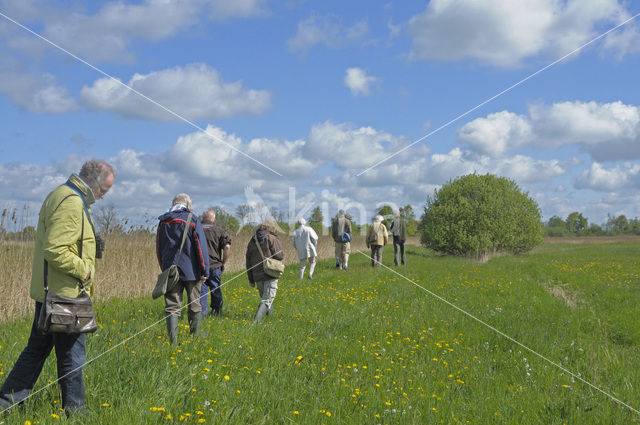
[370,245,383,267]
[200,267,224,316]
[0,302,86,414]
[393,238,406,265]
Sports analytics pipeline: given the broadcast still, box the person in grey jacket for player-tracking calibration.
[292,218,318,279]
[389,211,407,266]
[245,221,284,323]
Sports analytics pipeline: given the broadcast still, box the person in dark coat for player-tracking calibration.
[156,193,209,344]
[199,209,231,317]
[245,221,284,323]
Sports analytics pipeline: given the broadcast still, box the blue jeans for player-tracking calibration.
[0,302,86,414]
[200,267,224,316]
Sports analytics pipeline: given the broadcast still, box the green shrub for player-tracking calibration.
[421,174,543,258]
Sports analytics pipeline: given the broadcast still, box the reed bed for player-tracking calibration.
[0,228,368,323]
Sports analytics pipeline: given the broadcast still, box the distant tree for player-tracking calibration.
[269,206,286,223]
[628,218,640,235]
[421,174,543,259]
[21,225,36,240]
[206,206,239,234]
[235,204,252,225]
[547,216,566,228]
[607,214,629,234]
[587,223,605,236]
[94,203,121,235]
[309,206,324,234]
[376,205,394,228]
[566,212,588,234]
[399,204,419,236]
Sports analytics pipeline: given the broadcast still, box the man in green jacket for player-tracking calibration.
[0,159,115,415]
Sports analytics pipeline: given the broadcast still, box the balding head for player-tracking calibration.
[202,209,216,224]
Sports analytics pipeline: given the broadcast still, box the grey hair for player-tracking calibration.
[172,193,192,209]
[393,211,400,218]
[79,159,116,187]
[298,217,306,226]
[338,209,345,216]
[374,215,383,223]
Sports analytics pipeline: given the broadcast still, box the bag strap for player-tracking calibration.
[171,212,193,266]
[253,234,267,261]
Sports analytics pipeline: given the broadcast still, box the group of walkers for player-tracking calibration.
[0,159,409,416]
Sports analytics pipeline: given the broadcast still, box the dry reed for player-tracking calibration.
[0,227,368,323]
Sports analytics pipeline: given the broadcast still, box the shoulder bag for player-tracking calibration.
[254,234,285,279]
[38,190,98,334]
[152,213,193,299]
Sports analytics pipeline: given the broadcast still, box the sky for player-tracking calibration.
[1,0,640,229]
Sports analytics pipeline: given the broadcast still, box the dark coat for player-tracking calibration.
[156,208,209,281]
[245,229,284,283]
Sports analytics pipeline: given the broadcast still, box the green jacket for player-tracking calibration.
[30,174,97,302]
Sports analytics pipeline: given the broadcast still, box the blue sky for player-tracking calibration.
[1,0,640,228]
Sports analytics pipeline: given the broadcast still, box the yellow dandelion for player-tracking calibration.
[293,411,299,415]
[326,411,331,417]
[224,375,230,381]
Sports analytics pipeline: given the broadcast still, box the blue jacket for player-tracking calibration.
[156,208,209,281]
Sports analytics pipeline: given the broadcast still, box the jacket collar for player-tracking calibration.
[67,174,96,206]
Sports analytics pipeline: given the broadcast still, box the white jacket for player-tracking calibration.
[292,225,318,259]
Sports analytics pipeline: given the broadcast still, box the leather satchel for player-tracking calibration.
[37,190,97,334]
[152,212,193,299]
[254,234,285,278]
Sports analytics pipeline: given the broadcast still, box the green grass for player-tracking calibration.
[1,243,640,424]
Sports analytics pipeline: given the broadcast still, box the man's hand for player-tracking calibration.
[249,282,255,287]
[200,276,207,283]
[83,269,91,283]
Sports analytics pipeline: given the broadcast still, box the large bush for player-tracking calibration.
[421,174,543,258]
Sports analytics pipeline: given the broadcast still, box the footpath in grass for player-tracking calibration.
[1,243,639,424]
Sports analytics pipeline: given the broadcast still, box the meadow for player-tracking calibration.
[1,239,639,424]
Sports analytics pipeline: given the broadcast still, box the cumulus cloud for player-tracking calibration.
[457,111,532,156]
[80,64,271,121]
[288,14,369,53]
[407,0,639,67]
[458,101,640,161]
[305,121,403,169]
[0,60,77,114]
[344,67,380,96]
[1,0,269,63]
[576,162,640,191]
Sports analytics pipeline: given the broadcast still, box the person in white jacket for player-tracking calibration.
[292,218,318,279]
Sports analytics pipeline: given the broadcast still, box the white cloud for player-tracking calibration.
[80,64,271,121]
[0,60,77,114]
[344,67,380,96]
[576,162,640,191]
[407,0,639,67]
[305,121,403,169]
[457,111,532,156]
[288,14,369,53]
[0,0,268,62]
[459,101,640,161]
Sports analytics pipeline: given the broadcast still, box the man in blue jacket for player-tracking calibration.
[156,193,209,344]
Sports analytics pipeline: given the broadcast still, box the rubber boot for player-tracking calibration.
[166,315,178,345]
[267,304,274,316]
[253,303,269,324]
[189,313,201,335]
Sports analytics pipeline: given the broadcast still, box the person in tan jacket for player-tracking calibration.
[366,215,388,267]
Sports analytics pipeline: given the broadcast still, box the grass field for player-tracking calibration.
[1,242,639,424]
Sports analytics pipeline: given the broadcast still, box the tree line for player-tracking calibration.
[545,212,640,237]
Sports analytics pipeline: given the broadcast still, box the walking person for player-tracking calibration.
[156,194,209,344]
[199,210,231,317]
[292,218,318,279]
[331,210,352,270]
[0,160,115,415]
[389,211,407,266]
[246,221,284,323]
[366,215,388,267]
